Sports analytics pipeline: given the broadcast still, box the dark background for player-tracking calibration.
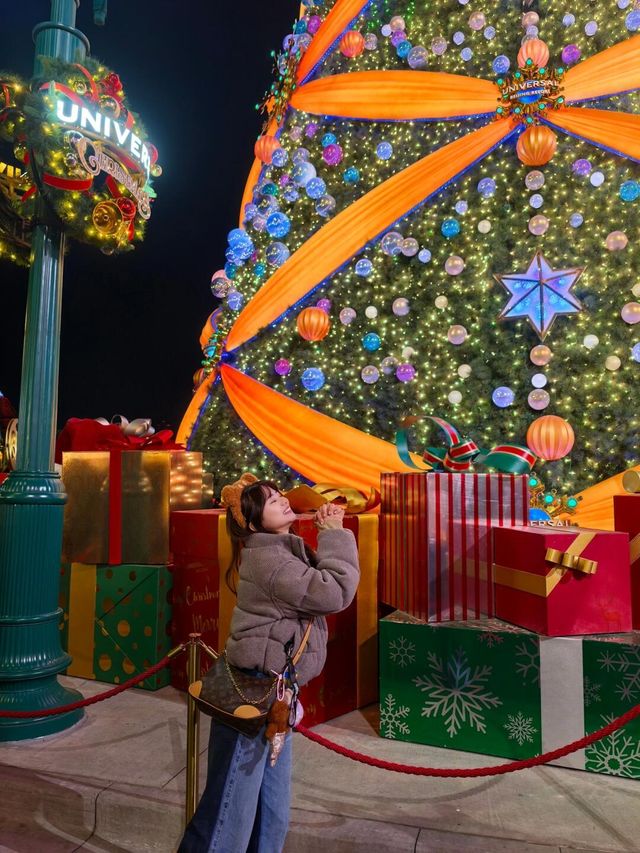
[1,1,293,431]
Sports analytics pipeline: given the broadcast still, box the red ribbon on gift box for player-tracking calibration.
[57,418,183,564]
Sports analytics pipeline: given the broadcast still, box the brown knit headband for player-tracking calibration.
[221,472,258,528]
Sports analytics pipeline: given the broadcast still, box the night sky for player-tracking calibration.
[1,1,293,433]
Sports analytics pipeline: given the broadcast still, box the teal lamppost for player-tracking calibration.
[0,1,104,740]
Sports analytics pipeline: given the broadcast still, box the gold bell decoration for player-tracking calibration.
[622,469,640,494]
[92,200,124,236]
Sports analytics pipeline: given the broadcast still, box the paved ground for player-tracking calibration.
[0,677,638,852]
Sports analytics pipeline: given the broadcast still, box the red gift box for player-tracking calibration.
[494,525,632,636]
[613,495,640,628]
[167,509,379,720]
[380,472,529,622]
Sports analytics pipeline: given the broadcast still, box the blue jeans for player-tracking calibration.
[178,719,292,853]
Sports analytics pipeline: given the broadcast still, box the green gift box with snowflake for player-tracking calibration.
[582,635,640,779]
[380,613,544,760]
[380,613,640,778]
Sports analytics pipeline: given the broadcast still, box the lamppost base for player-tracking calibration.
[0,675,84,742]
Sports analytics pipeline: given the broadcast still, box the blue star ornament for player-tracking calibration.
[496,251,585,340]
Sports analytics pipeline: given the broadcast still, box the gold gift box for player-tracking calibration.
[62,450,203,565]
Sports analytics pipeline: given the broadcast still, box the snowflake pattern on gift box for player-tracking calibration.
[379,693,411,739]
[478,631,504,648]
[584,676,601,707]
[598,646,640,703]
[586,714,640,778]
[503,711,538,746]
[388,635,416,668]
[413,647,502,738]
[515,639,540,686]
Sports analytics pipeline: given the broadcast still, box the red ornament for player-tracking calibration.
[254,135,280,164]
[116,197,137,221]
[339,31,365,58]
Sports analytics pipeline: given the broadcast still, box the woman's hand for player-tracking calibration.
[314,502,345,529]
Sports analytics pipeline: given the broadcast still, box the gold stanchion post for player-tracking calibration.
[185,633,201,825]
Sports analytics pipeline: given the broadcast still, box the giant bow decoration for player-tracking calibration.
[179,0,640,494]
[396,415,536,475]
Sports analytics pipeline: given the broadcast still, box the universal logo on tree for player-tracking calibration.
[0,57,161,259]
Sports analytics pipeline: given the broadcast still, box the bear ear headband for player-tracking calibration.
[221,472,258,528]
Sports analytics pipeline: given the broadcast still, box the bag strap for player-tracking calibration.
[291,618,314,666]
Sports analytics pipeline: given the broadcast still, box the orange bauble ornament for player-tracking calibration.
[340,31,365,58]
[193,368,208,389]
[516,125,558,166]
[296,307,331,341]
[517,38,550,68]
[526,415,575,461]
[254,134,280,164]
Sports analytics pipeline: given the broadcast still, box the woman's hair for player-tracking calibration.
[225,479,316,593]
[225,479,280,593]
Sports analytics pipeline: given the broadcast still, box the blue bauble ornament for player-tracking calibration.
[620,181,640,202]
[492,386,515,408]
[376,141,393,160]
[301,367,325,391]
[266,241,290,266]
[271,148,289,168]
[632,343,640,363]
[493,54,510,74]
[306,177,327,199]
[244,203,258,222]
[261,182,279,197]
[396,40,412,58]
[227,291,244,311]
[418,248,432,263]
[254,262,267,277]
[362,332,382,352]
[477,177,496,197]
[626,9,640,30]
[291,160,317,186]
[569,213,584,228]
[266,212,291,238]
[355,258,373,277]
[441,218,461,238]
[321,133,337,147]
[343,166,360,184]
[283,188,299,203]
[224,261,237,279]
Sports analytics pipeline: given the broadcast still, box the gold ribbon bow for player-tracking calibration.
[285,483,380,515]
[494,532,598,598]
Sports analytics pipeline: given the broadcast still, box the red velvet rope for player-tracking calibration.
[0,649,183,718]
[295,699,640,777]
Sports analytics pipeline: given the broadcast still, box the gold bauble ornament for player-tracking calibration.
[92,200,123,236]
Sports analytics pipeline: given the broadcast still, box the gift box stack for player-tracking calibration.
[168,495,379,724]
[58,418,205,690]
[378,460,640,779]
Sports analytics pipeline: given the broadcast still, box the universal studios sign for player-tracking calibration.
[55,97,152,178]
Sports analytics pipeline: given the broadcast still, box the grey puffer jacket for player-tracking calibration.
[225,527,359,685]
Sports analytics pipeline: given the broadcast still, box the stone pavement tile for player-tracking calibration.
[415,827,562,852]
[91,783,183,853]
[291,708,640,853]
[283,807,420,852]
[0,764,107,852]
[0,678,191,788]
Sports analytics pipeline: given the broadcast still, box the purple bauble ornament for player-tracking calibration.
[307,14,322,35]
[572,158,592,177]
[561,43,581,64]
[279,174,291,186]
[274,358,292,376]
[396,363,416,382]
[390,30,406,47]
[316,298,332,313]
[323,143,343,166]
[305,122,319,138]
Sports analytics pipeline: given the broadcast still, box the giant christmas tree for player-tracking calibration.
[182,0,640,502]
